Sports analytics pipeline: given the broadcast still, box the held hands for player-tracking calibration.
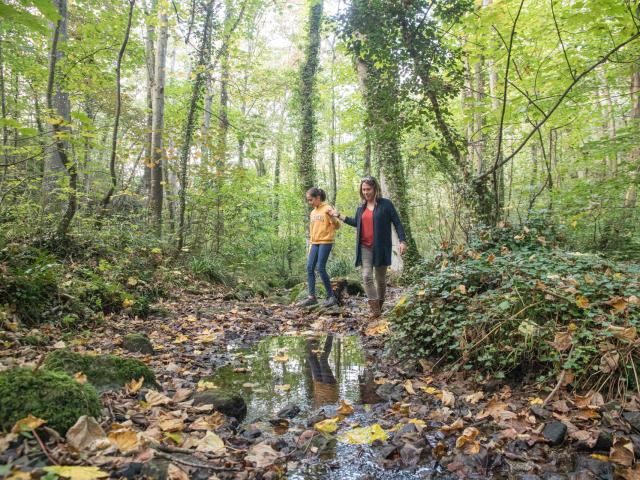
[326,207,339,218]
[399,242,407,256]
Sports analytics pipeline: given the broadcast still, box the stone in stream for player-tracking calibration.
[192,389,247,420]
[121,333,155,355]
[277,404,301,419]
[542,421,567,446]
[592,430,613,452]
[375,382,405,402]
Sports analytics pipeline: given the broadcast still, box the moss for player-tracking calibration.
[0,367,101,434]
[121,333,154,354]
[44,349,156,391]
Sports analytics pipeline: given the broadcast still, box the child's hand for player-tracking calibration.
[327,207,338,217]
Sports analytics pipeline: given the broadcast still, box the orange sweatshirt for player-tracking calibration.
[310,203,340,244]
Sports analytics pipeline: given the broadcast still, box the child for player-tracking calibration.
[299,187,340,307]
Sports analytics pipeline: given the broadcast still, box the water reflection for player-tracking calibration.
[207,334,366,422]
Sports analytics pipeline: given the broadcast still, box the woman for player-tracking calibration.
[328,176,406,318]
[299,187,340,308]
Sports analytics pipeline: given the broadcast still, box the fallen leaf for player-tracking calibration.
[610,437,635,466]
[196,431,225,454]
[43,466,109,480]
[245,442,283,468]
[337,400,354,416]
[66,416,106,450]
[167,464,189,480]
[196,380,217,391]
[145,390,171,406]
[159,417,184,432]
[73,372,88,385]
[456,427,481,455]
[274,355,289,363]
[600,351,620,373]
[173,334,189,344]
[314,417,339,434]
[610,297,628,313]
[125,377,145,395]
[338,424,388,444]
[439,390,455,407]
[172,388,193,403]
[421,386,438,395]
[576,295,589,309]
[550,331,572,352]
[190,412,225,431]
[364,319,389,336]
[464,392,484,404]
[404,379,416,395]
[108,429,141,453]
[477,399,508,420]
[11,414,46,433]
[606,325,636,342]
[440,418,464,432]
[275,384,290,392]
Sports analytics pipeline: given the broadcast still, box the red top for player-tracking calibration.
[361,207,374,247]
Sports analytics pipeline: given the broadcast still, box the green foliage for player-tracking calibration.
[390,223,640,392]
[44,349,156,391]
[0,367,101,434]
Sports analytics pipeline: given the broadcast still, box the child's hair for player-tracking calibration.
[306,187,326,201]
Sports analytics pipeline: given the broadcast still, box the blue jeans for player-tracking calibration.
[307,243,334,298]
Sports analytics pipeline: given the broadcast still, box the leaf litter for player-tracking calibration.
[2,285,640,479]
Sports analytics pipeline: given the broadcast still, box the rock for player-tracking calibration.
[573,454,614,480]
[307,413,327,427]
[241,428,263,440]
[593,431,613,452]
[530,405,552,420]
[376,383,404,402]
[140,459,170,480]
[43,349,156,391]
[277,404,301,419]
[192,390,247,420]
[0,367,101,434]
[121,334,155,355]
[113,462,143,479]
[542,421,567,446]
[623,411,640,433]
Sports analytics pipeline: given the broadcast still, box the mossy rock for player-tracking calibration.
[44,349,156,391]
[0,367,101,434]
[121,333,155,355]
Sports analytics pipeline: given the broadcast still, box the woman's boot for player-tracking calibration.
[368,299,381,319]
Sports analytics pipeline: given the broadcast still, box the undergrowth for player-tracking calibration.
[390,222,640,399]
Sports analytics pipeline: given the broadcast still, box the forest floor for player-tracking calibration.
[3,284,640,480]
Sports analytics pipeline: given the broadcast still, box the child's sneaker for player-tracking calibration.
[298,297,318,307]
[322,296,338,308]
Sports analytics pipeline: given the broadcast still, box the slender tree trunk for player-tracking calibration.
[473,55,485,175]
[177,0,215,252]
[99,0,135,219]
[599,69,618,177]
[297,0,322,200]
[328,29,338,206]
[151,6,168,236]
[0,34,8,184]
[624,63,640,208]
[46,0,76,237]
[363,134,371,175]
[142,0,156,197]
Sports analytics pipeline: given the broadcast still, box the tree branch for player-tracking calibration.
[551,0,575,81]
[476,30,640,182]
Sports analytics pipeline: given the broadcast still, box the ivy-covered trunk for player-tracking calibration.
[296,0,322,201]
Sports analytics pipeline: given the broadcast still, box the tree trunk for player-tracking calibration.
[46,0,76,238]
[328,29,338,206]
[142,0,156,198]
[0,35,7,184]
[99,0,135,219]
[151,5,168,236]
[177,0,216,252]
[624,63,640,208]
[297,0,322,200]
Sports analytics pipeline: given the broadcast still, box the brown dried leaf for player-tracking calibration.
[550,331,572,352]
[404,380,416,395]
[440,418,464,432]
[600,351,620,374]
[476,398,508,420]
[337,400,355,416]
[145,390,171,407]
[66,416,106,450]
[11,414,46,433]
[464,391,484,404]
[167,463,189,480]
[125,377,144,395]
[610,437,635,467]
[108,429,141,453]
[606,325,637,342]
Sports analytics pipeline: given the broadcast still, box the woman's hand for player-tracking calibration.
[399,242,407,255]
[327,207,339,218]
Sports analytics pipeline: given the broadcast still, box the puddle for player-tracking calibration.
[207,334,435,479]
[207,333,370,423]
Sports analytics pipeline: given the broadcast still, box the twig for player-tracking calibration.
[152,450,241,471]
[32,428,59,466]
[542,369,565,407]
